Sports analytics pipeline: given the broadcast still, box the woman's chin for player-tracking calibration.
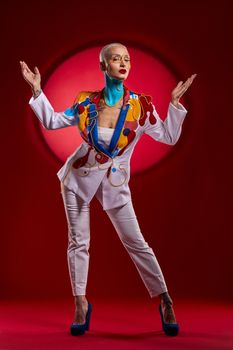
[105,72,128,82]
[114,75,127,82]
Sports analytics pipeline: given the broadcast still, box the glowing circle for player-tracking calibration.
[40,46,180,174]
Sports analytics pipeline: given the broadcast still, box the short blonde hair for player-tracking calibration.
[99,43,127,63]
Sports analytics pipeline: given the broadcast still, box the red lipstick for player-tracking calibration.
[119,69,126,74]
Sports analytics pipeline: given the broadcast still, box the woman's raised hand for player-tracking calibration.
[19,61,41,92]
[171,74,197,107]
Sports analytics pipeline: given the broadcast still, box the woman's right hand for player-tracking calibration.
[19,61,41,92]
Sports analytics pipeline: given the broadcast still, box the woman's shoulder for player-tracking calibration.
[75,90,98,103]
[73,89,101,103]
[128,88,152,102]
[128,91,153,109]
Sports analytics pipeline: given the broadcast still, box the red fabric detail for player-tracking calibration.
[138,94,155,126]
[123,85,131,105]
[149,113,157,125]
[90,90,102,106]
[95,152,109,164]
[117,130,136,157]
[127,130,136,143]
[124,120,138,130]
[81,131,89,142]
[77,105,85,114]
[72,146,92,169]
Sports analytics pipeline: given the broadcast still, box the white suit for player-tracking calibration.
[28,87,188,297]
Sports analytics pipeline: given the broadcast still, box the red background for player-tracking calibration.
[1,0,232,302]
[37,46,181,173]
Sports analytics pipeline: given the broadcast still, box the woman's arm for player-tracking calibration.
[20,61,79,129]
[28,90,79,130]
[143,101,188,145]
[143,74,197,145]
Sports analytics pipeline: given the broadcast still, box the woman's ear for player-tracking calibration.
[100,61,107,72]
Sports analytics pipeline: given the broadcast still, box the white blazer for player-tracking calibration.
[29,88,188,210]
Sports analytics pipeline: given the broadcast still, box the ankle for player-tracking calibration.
[159,292,173,306]
[74,295,87,306]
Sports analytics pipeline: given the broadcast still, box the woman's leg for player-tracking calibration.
[105,199,177,323]
[105,199,168,297]
[60,182,90,324]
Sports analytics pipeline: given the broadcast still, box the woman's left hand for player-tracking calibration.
[171,74,197,107]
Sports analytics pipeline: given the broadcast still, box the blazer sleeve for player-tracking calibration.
[28,90,79,130]
[143,101,188,145]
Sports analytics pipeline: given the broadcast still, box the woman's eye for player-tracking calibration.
[112,57,130,62]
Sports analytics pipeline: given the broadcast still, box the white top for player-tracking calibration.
[97,126,115,147]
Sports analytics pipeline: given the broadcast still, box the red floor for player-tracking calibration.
[0,298,232,350]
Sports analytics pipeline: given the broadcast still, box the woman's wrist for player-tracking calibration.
[171,99,179,108]
[32,86,42,98]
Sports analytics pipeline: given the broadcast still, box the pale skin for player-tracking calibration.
[20,45,197,325]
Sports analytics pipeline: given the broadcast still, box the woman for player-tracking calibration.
[20,42,196,337]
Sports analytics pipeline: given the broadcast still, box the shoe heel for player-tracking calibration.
[159,304,179,336]
[86,302,92,331]
[70,301,92,336]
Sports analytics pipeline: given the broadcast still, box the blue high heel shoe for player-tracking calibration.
[70,302,92,336]
[159,303,179,336]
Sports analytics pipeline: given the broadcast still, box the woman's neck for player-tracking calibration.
[104,73,124,107]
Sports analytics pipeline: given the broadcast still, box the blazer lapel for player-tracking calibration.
[108,103,130,156]
[87,86,131,159]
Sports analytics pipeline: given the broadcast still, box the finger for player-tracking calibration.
[178,77,192,90]
[187,74,197,85]
[22,75,33,86]
[174,82,189,94]
[21,66,30,77]
[177,81,183,88]
[173,84,189,99]
[21,63,30,74]
[184,77,192,85]
[181,78,193,91]
[178,90,187,99]
[22,62,32,73]
[173,74,196,98]
[186,76,196,88]
[34,66,40,75]
[177,80,193,98]
[179,84,190,95]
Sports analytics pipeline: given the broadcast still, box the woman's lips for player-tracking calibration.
[119,69,127,74]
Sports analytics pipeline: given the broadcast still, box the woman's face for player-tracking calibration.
[103,45,131,81]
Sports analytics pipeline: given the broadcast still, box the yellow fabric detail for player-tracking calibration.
[117,132,128,149]
[75,91,92,104]
[74,91,91,132]
[126,99,141,121]
[78,110,88,132]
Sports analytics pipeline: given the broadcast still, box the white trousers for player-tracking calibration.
[60,182,168,298]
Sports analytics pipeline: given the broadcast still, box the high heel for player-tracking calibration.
[159,303,179,336]
[70,302,92,336]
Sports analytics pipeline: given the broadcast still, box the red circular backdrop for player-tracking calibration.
[39,46,180,174]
